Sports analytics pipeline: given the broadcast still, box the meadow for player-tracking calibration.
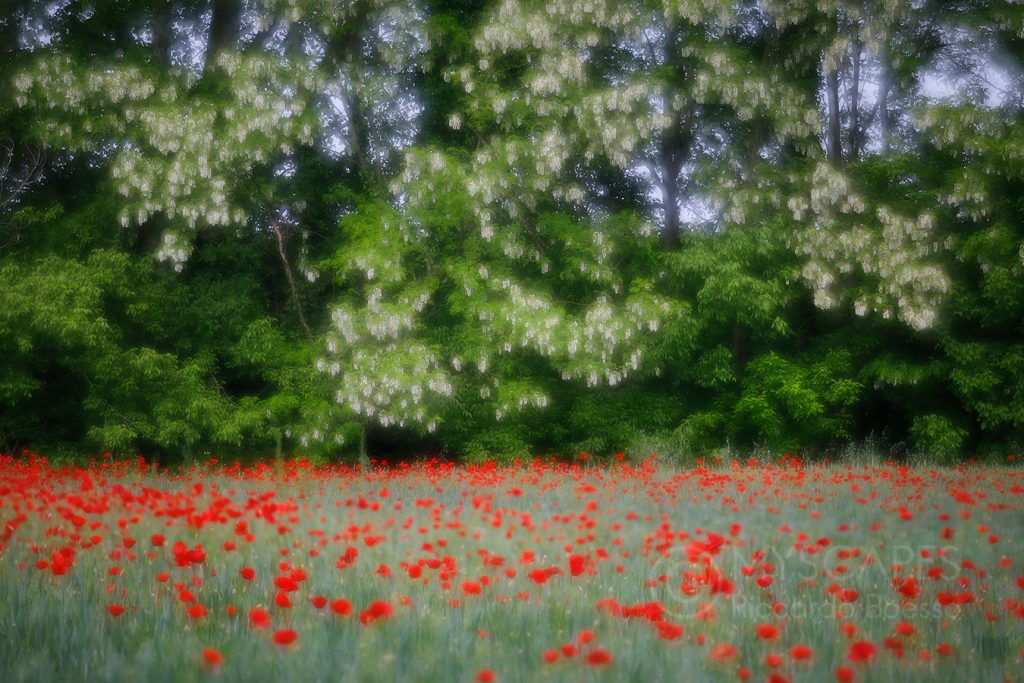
[1,452,1022,683]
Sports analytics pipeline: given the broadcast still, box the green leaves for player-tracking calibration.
[731,351,862,449]
[3,0,1023,461]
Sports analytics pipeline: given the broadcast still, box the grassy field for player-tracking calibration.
[1,453,1022,682]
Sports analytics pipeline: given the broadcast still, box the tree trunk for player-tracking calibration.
[826,67,843,166]
[848,37,862,162]
[660,151,682,249]
[659,26,691,249]
[732,322,746,369]
[358,424,369,469]
[658,113,692,248]
[879,58,892,155]
[272,220,313,339]
[152,3,175,66]
[328,3,382,187]
[203,0,241,73]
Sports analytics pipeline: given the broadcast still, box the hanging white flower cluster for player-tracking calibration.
[155,230,194,272]
[15,50,322,255]
[324,341,452,432]
[793,162,949,330]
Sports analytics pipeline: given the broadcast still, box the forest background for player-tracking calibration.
[1,0,1022,464]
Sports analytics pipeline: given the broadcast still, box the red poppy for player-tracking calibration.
[107,604,126,617]
[202,648,223,666]
[790,644,813,661]
[330,598,352,616]
[240,567,255,581]
[274,576,298,592]
[894,622,916,636]
[476,669,496,683]
[309,595,327,609]
[187,604,209,619]
[655,621,684,640]
[756,624,780,640]
[272,629,298,646]
[249,607,271,629]
[710,643,737,661]
[848,641,877,664]
[359,600,393,625]
[585,649,613,666]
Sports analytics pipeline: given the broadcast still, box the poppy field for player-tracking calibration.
[1,453,1023,683]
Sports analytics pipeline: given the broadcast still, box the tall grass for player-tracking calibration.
[1,454,1022,682]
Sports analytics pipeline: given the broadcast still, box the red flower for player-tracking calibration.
[272,629,298,646]
[585,649,613,666]
[187,604,209,619]
[476,669,496,683]
[330,598,352,616]
[756,624,780,640]
[240,567,255,581]
[359,600,393,625]
[835,667,855,683]
[895,622,916,637]
[249,607,271,629]
[310,595,327,609]
[274,576,298,592]
[790,644,813,661]
[848,641,877,664]
[542,650,559,663]
[710,643,737,661]
[655,621,684,640]
[202,648,223,666]
[107,604,126,617]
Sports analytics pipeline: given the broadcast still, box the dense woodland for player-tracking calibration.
[1,0,1022,463]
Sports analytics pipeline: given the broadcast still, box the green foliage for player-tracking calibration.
[462,427,531,465]
[909,414,968,463]
[565,387,685,456]
[732,351,862,451]
[1,0,1022,462]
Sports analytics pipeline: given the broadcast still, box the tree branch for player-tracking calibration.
[272,221,313,340]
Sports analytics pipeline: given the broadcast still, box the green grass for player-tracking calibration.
[1,454,1023,682]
